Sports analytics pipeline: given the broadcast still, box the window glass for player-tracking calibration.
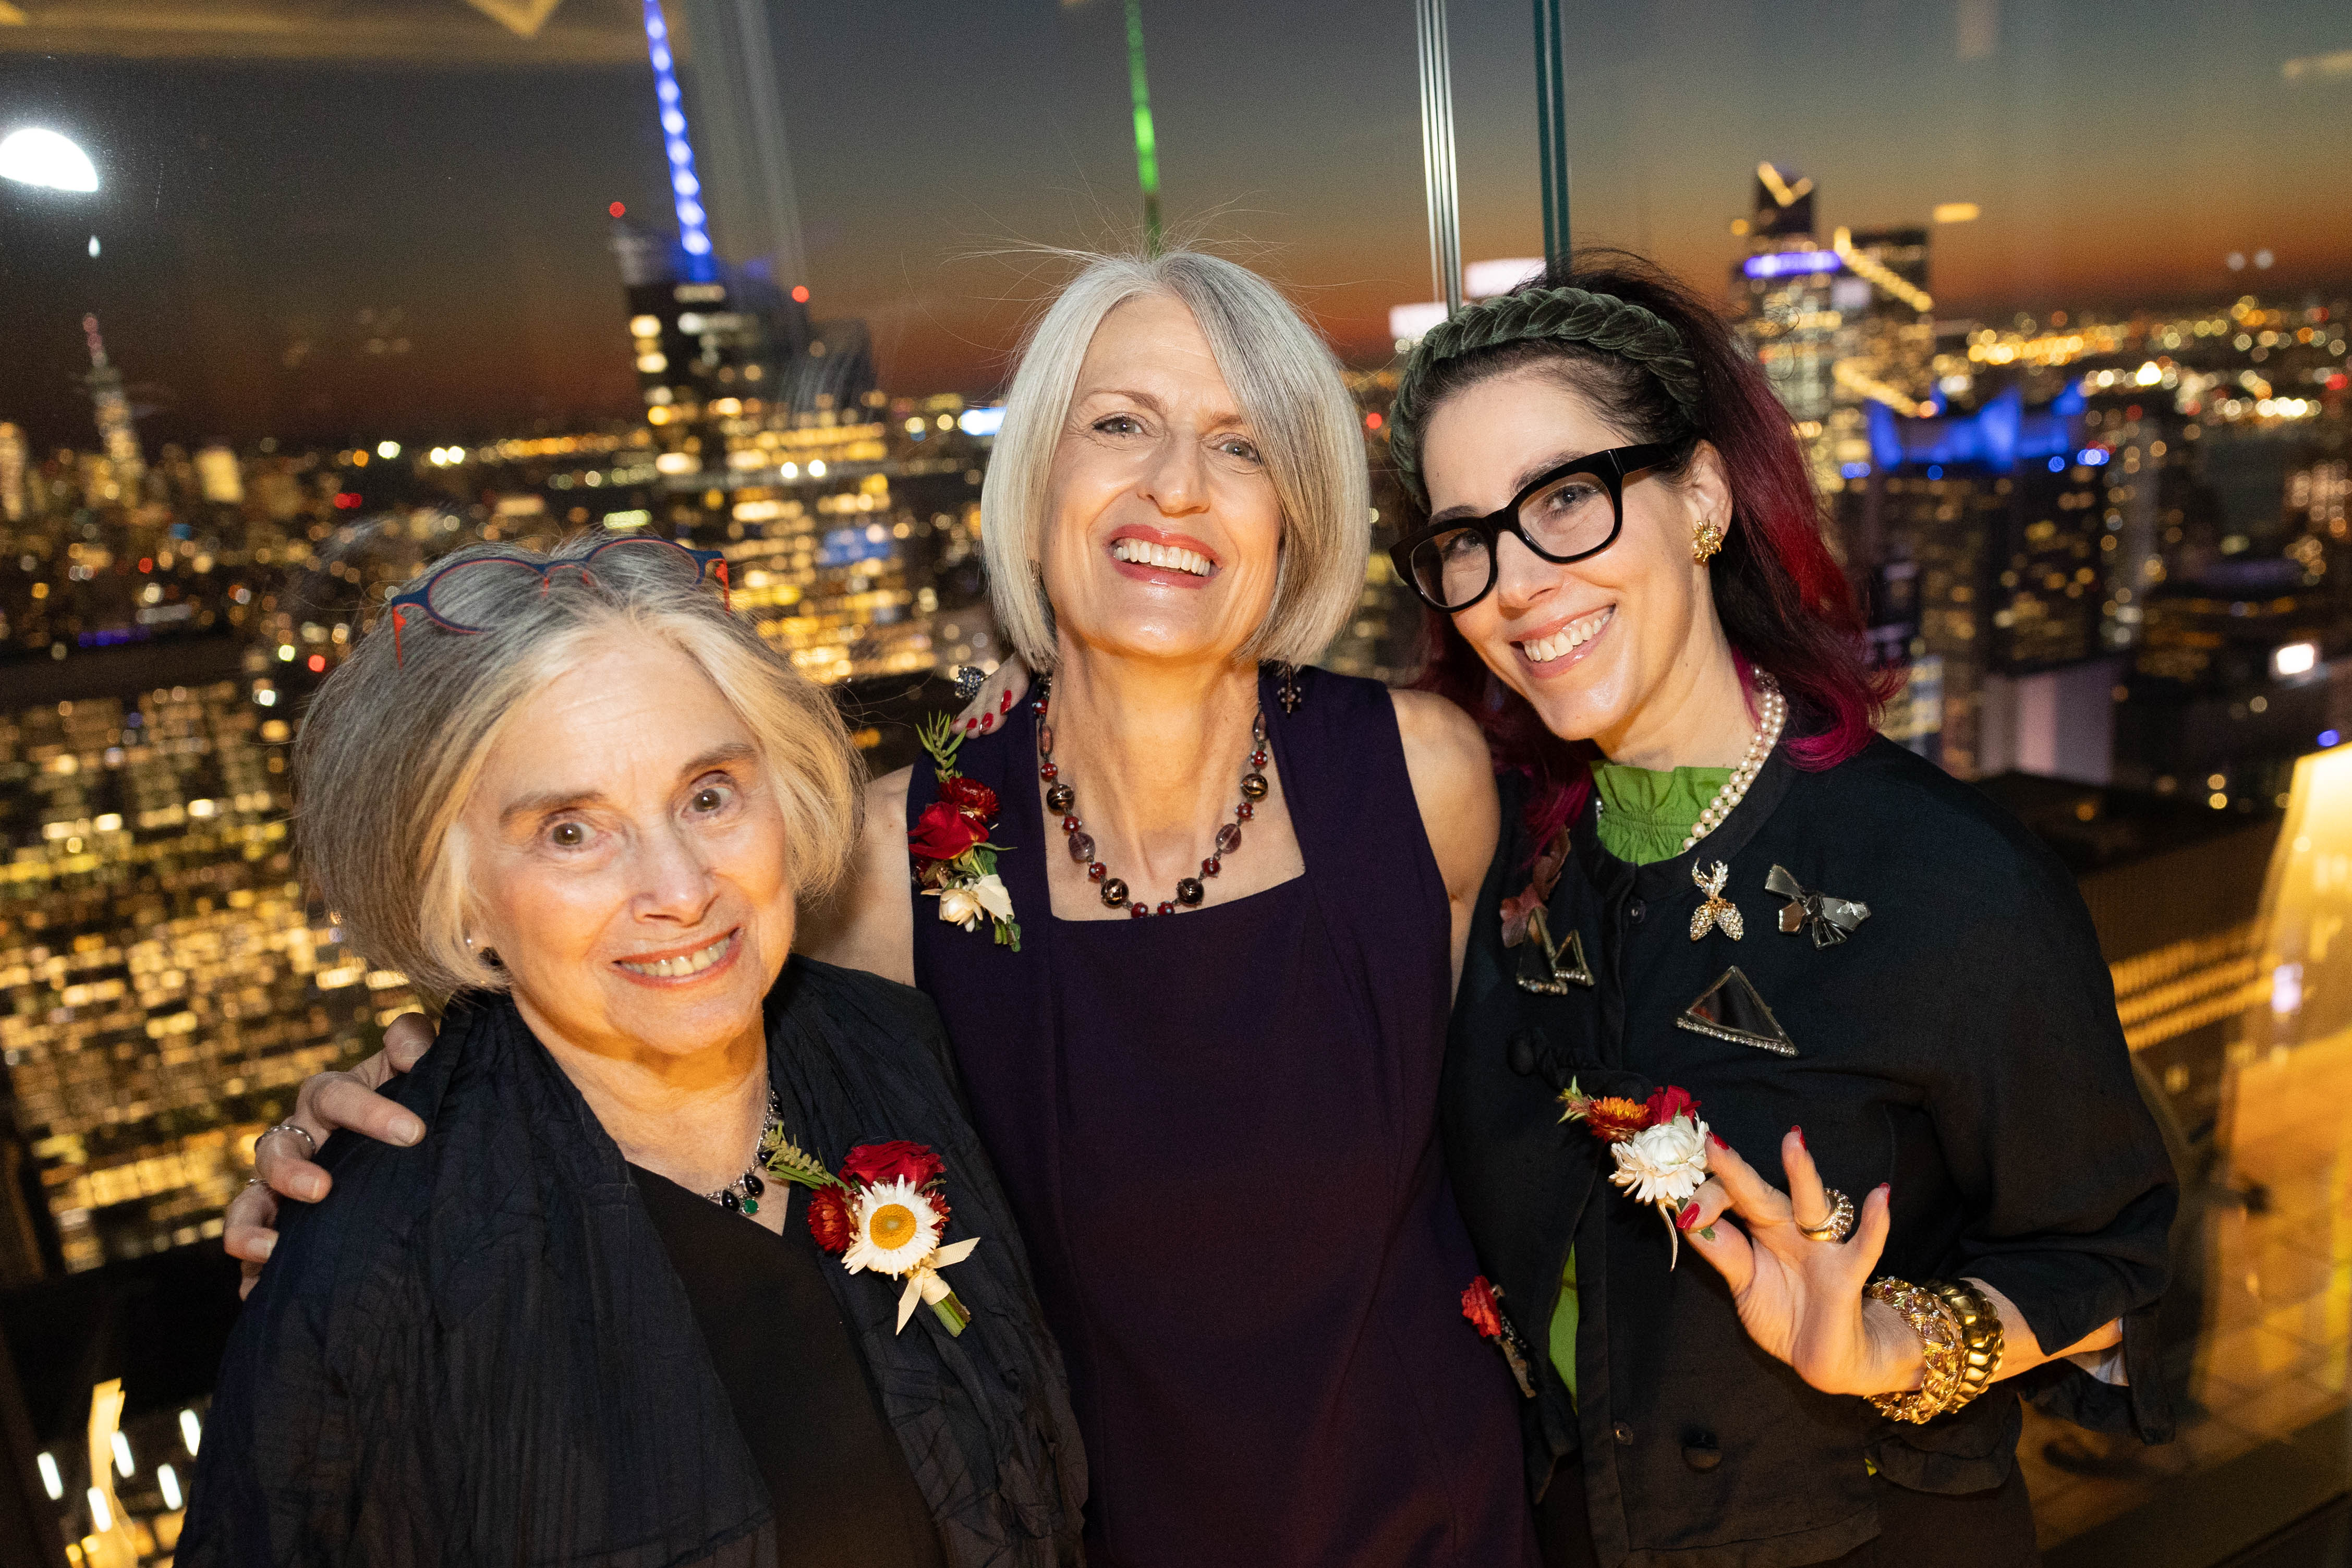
[0,4,2344,1562]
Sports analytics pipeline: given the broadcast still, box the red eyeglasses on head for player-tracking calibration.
[385,535,730,664]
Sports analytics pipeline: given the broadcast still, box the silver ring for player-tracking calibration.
[260,1122,318,1161]
[1796,1187,1854,1243]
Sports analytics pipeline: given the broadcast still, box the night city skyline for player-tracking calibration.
[0,0,2347,448]
[3,5,2352,1565]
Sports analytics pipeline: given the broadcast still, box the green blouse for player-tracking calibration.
[1590,761,1732,867]
[1550,762,1727,1399]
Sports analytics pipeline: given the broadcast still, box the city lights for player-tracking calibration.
[0,127,100,192]
[2273,641,2319,677]
[1388,301,1447,343]
[0,21,2344,1566]
[1463,258,1543,298]
[1742,249,1842,279]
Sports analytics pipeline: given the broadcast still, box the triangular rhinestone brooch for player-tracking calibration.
[1675,966,1796,1057]
[1514,907,1597,994]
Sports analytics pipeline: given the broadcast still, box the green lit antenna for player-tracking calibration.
[1124,0,1162,252]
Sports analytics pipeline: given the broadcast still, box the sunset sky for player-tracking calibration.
[1,0,2346,448]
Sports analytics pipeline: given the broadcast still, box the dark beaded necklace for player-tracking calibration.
[1033,676,1270,918]
[703,1087,784,1215]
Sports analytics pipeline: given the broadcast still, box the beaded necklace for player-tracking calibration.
[702,1087,784,1215]
[1033,676,1269,917]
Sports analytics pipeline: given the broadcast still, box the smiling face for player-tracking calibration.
[456,631,792,1068]
[1038,291,1284,666]
[1421,369,1735,759]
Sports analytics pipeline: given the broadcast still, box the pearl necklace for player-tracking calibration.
[1679,674,1786,853]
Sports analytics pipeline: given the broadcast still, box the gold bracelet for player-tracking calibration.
[1926,1279,2004,1414]
[1863,1278,1964,1424]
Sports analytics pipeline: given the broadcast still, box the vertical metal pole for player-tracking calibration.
[1533,0,1571,268]
[1124,0,1163,254]
[1416,0,1463,315]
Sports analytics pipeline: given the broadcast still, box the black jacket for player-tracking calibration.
[180,958,1087,1568]
[1442,739,2175,1568]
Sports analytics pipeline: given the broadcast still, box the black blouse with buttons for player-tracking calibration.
[1441,736,2177,1568]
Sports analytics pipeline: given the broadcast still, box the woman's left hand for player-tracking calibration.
[1680,1129,1922,1397]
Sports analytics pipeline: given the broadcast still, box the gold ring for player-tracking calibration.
[1796,1187,1854,1243]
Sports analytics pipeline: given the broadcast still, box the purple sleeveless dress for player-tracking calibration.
[909,665,1536,1568]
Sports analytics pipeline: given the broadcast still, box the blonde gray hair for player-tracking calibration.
[980,250,1369,669]
[294,536,863,1003]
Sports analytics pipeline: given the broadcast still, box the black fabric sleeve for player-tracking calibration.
[177,1239,397,1565]
[1921,846,2178,1443]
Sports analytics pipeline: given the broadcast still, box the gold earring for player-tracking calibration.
[1692,518,1725,565]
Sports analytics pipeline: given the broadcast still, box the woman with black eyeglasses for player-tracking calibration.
[1387,256,2177,1567]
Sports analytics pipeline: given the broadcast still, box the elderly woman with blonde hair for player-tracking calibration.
[180,536,1084,1567]
[235,251,1537,1565]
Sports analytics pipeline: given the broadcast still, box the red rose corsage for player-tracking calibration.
[911,711,1020,950]
[761,1130,979,1335]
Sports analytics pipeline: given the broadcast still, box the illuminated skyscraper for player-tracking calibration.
[1733,166,1939,496]
[0,421,26,523]
[1748,160,1815,240]
[1853,387,2121,778]
[614,0,966,688]
[80,315,146,503]
[0,663,415,1280]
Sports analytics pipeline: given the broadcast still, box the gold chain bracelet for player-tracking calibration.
[1863,1278,1964,1423]
[1927,1279,2005,1411]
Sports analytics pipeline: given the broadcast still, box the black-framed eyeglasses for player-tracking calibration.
[387,534,729,664]
[1389,441,1682,613]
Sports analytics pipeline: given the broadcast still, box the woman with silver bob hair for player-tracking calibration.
[182,534,1085,1567]
[232,251,1542,1564]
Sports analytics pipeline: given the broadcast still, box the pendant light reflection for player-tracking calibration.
[0,127,100,193]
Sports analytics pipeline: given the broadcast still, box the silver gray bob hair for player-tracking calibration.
[980,250,1371,669]
[294,535,863,1003]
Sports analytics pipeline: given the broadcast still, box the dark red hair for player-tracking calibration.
[1402,249,1894,842]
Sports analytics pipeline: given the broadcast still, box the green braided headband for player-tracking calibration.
[1386,286,1704,507]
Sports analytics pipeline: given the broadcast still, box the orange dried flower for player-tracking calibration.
[1583,1097,1653,1143]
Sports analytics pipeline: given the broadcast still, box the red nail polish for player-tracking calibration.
[1792,1125,1805,1148]
[964,718,977,733]
[979,712,995,731]
[1676,1202,1701,1229]
[1000,689,1014,713]
[1707,1132,1727,1150]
